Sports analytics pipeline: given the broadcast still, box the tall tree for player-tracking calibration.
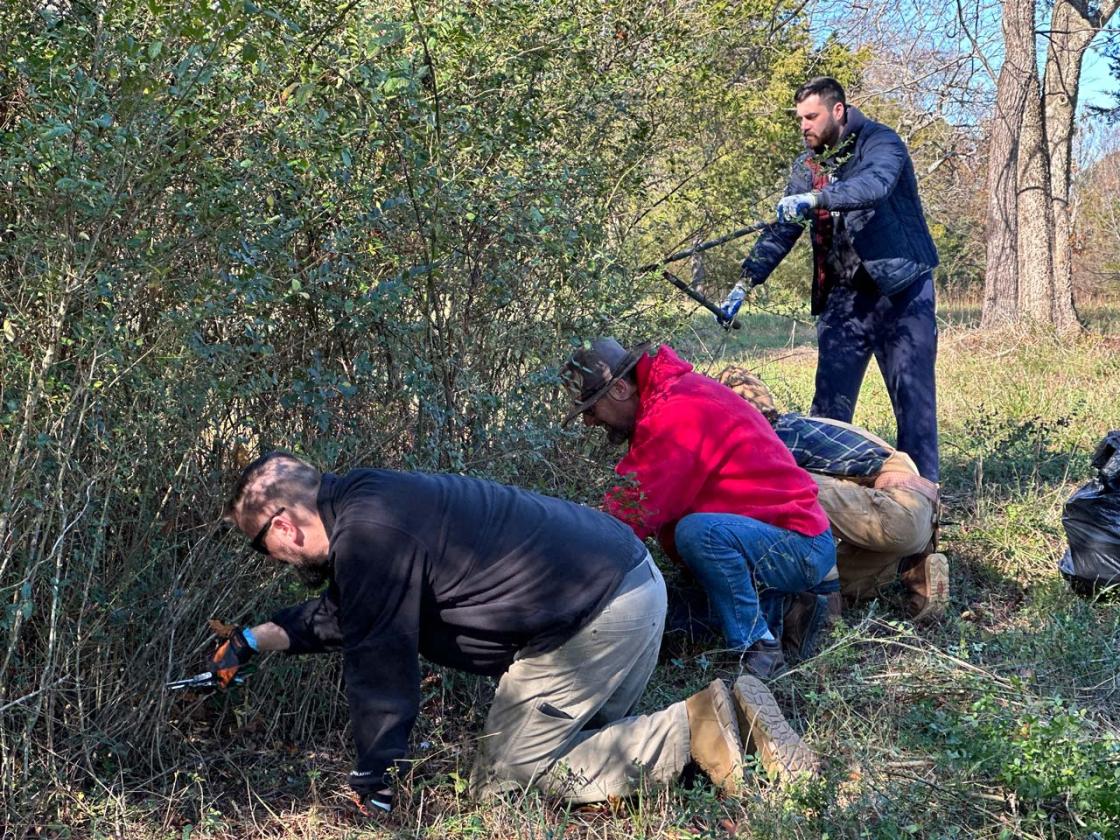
[982,0,1034,326]
[1040,0,1118,329]
[982,0,1120,330]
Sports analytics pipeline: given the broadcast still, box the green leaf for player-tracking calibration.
[381,76,410,94]
[149,40,163,59]
[293,83,316,107]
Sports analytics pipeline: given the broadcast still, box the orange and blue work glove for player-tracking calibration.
[205,625,258,687]
[351,787,394,818]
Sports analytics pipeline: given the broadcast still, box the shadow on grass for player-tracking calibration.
[1084,305,1120,334]
[673,309,817,359]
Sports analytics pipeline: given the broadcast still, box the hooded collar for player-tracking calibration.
[634,345,694,409]
[316,472,340,535]
[838,105,866,143]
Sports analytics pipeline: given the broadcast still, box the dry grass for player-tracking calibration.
[11,309,1120,839]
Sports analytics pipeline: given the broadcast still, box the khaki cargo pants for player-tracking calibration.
[812,471,935,600]
[470,553,690,803]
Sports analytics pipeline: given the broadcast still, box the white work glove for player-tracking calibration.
[776,192,819,224]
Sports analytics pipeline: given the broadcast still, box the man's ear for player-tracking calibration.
[608,377,634,401]
[834,101,846,122]
[271,512,298,543]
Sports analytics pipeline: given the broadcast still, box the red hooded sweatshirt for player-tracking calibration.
[604,346,829,560]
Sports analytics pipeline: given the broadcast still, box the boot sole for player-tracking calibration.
[732,676,820,783]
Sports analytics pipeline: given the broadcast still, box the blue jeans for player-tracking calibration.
[814,271,939,482]
[674,513,837,649]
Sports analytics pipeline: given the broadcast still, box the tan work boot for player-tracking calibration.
[685,679,744,794]
[899,552,949,621]
[732,675,820,784]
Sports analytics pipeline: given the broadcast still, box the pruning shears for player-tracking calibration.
[165,670,246,691]
[635,220,776,330]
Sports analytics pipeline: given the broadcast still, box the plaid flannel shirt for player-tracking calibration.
[774,413,890,478]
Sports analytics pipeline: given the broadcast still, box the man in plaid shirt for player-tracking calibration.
[718,368,948,627]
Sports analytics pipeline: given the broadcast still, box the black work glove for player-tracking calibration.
[205,625,256,688]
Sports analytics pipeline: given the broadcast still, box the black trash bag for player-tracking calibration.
[1060,430,1120,599]
[1090,430,1120,492]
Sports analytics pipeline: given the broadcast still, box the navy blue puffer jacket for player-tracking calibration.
[741,107,938,301]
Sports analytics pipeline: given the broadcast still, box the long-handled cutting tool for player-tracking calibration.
[636,221,774,330]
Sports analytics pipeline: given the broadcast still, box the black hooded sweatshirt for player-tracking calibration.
[270,469,647,793]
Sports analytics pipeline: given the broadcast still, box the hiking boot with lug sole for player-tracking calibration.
[899,552,949,621]
[684,678,744,794]
[732,675,820,784]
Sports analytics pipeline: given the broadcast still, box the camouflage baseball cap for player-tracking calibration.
[560,338,652,426]
[717,366,780,424]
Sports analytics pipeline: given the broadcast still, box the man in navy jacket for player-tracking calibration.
[726,77,940,483]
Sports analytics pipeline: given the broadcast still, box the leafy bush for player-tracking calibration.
[0,0,832,828]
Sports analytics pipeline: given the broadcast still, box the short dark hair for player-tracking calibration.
[225,450,321,523]
[794,77,846,109]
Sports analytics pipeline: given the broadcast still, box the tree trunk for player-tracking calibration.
[984,0,1119,330]
[981,0,1035,327]
[1041,0,1120,333]
[1016,73,1056,321]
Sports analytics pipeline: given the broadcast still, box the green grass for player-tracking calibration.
[24,315,1120,839]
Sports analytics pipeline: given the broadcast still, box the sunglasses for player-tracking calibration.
[250,507,286,555]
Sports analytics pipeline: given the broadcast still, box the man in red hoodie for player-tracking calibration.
[561,338,838,677]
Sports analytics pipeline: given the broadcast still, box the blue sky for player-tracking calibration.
[1081,44,1116,112]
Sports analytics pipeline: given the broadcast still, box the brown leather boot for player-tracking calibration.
[899,552,949,621]
[826,591,843,620]
[781,593,832,662]
[732,675,820,784]
[743,636,786,679]
[684,679,744,794]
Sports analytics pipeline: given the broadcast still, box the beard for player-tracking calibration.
[804,118,842,153]
[293,560,330,589]
[606,426,632,445]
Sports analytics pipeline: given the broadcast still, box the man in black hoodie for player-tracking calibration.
[208,451,819,814]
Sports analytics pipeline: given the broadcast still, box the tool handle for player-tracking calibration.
[661,271,741,330]
[636,221,772,273]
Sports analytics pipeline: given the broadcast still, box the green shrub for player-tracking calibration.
[926,693,1120,834]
